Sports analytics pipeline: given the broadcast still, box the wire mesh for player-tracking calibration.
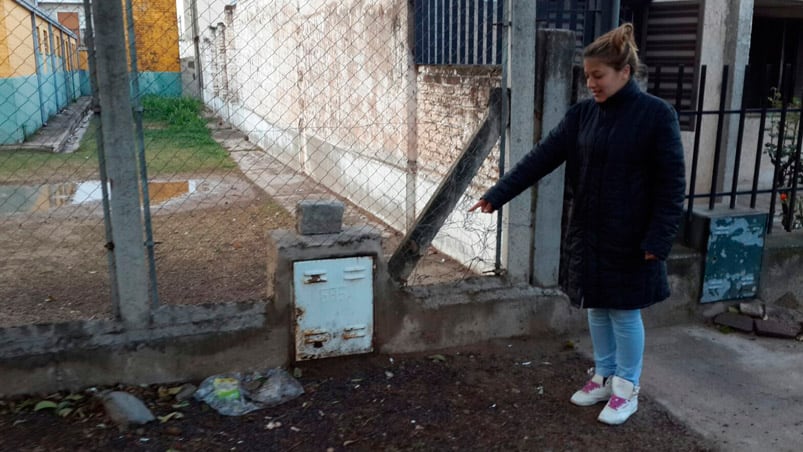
[0,1,109,327]
[1,0,505,326]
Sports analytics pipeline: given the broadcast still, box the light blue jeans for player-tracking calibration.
[587,308,644,386]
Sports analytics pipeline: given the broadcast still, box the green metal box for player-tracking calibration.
[686,206,767,303]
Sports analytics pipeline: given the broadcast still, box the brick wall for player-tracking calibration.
[131,0,180,72]
[417,65,502,195]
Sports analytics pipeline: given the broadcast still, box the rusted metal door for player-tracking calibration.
[293,257,373,361]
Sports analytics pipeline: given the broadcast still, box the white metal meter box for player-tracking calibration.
[293,256,374,360]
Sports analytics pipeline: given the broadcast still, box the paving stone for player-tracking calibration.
[765,304,803,324]
[755,319,801,339]
[713,312,754,333]
[739,300,765,318]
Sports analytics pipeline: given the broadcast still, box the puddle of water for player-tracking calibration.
[0,180,198,214]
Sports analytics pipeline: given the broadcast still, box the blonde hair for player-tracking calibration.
[583,23,639,76]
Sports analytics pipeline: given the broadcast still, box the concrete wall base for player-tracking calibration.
[1,232,801,397]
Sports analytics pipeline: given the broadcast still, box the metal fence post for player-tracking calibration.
[92,0,150,327]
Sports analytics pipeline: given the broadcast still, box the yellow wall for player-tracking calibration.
[1,0,37,78]
[0,0,172,77]
[0,0,8,77]
[130,0,180,72]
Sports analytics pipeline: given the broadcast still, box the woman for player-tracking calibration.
[469,23,685,425]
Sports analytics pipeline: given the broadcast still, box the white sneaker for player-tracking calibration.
[597,376,639,425]
[570,373,612,406]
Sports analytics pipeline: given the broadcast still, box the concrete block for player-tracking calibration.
[755,319,801,339]
[296,200,344,235]
[739,300,765,318]
[701,302,729,320]
[713,312,754,333]
[765,304,803,324]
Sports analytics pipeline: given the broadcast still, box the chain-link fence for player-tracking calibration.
[1,0,506,327]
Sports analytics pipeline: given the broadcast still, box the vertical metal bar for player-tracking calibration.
[446,0,453,64]
[495,0,503,65]
[83,0,119,311]
[485,0,494,64]
[439,0,446,64]
[686,65,707,221]
[763,63,772,108]
[419,0,424,64]
[730,75,747,209]
[125,0,160,307]
[459,0,467,64]
[767,102,789,234]
[477,0,485,64]
[427,0,434,64]
[787,104,803,231]
[495,0,509,274]
[783,63,793,103]
[451,0,458,64]
[190,0,203,99]
[467,0,475,64]
[708,65,729,210]
[675,65,685,110]
[450,0,458,64]
[651,64,660,96]
[569,0,578,31]
[428,0,434,64]
[750,104,768,208]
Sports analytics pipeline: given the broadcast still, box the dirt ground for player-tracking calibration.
[0,335,715,452]
[0,168,471,327]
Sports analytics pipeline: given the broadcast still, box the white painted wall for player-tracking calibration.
[190,0,502,271]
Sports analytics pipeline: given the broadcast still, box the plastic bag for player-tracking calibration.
[194,368,304,416]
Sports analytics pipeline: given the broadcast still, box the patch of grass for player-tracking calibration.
[0,96,234,184]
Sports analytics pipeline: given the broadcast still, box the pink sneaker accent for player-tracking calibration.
[570,373,612,406]
[606,395,628,410]
[581,380,602,393]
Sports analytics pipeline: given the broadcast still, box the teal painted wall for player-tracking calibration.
[0,78,25,144]
[1,71,180,145]
[0,75,44,144]
[79,71,90,96]
[15,76,41,141]
[0,70,84,145]
[134,72,182,97]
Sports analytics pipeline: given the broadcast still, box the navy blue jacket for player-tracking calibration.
[483,79,686,309]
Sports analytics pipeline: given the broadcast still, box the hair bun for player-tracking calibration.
[613,23,637,52]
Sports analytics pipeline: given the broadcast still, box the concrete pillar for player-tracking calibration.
[696,0,754,199]
[93,0,151,327]
[502,1,537,284]
[404,0,418,231]
[531,30,575,287]
[722,0,754,194]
